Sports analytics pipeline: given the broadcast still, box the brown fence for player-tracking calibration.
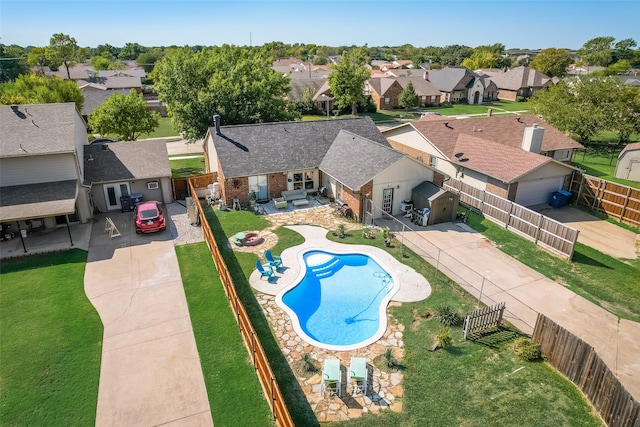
[173,173,215,201]
[444,179,579,259]
[570,173,640,227]
[188,178,294,427]
[463,302,506,339]
[532,314,639,427]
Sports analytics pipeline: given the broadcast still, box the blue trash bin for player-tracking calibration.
[550,190,571,208]
[130,193,144,205]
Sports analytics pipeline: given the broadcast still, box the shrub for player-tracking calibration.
[436,327,452,349]
[301,353,317,372]
[336,224,346,238]
[434,304,463,327]
[513,337,542,361]
[384,347,396,368]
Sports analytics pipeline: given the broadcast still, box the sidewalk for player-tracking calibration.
[399,222,640,401]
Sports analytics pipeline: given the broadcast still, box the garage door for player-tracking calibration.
[515,177,564,207]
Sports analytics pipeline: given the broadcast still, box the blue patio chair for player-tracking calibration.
[256,260,275,280]
[321,358,341,397]
[348,357,368,396]
[265,250,283,269]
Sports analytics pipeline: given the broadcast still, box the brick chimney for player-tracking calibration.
[521,124,544,153]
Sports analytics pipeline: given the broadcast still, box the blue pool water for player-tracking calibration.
[279,250,395,350]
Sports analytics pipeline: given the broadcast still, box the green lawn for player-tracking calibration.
[465,210,640,322]
[176,242,275,427]
[203,208,603,426]
[170,155,206,178]
[571,150,640,189]
[0,250,103,426]
[142,116,181,139]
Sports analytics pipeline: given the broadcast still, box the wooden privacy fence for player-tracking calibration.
[173,173,215,201]
[570,173,640,227]
[444,179,579,259]
[533,314,639,427]
[188,179,294,427]
[463,302,506,339]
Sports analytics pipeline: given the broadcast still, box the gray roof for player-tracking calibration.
[84,139,170,184]
[0,103,80,157]
[396,76,442,96]
[319,130,405,190]
[99,69,146,79]
[81,88,131,116]
[412,180,446,200]
[210,117,388,179]
[287,79,326,101]
[491,66,550,90]
[0,180,77,221]
[426,67,478,92]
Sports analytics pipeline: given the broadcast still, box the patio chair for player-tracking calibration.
[265,250,283,269]
[255,260,275,280]
[348,357,368,396]
[321,358,341,397]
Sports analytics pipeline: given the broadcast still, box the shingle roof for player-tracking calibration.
[319,130,405,190]
[81,88,131,116]
[410,114,583,154]
[287,79,326,101]
[426,67,477,92]
[0,103,80,157]
[0,180,77,221]
[490,66,550,90]
[619,142,640,156]
[210,117,388,179]
[83,139,170,183]
[77,76,142,90]
[396,77,442,96]
[367,78,401,97]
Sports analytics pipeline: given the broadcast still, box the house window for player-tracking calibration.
[385,98,390,105]
[292,170,315,190]
[553,150,570,161]
[429,155,438,168]
[421,95,426,104]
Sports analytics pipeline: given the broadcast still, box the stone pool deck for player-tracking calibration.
[238,216,432,421]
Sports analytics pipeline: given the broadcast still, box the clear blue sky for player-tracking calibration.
[1,0,639,50]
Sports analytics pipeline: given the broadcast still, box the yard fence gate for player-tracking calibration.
[463,302,506,339]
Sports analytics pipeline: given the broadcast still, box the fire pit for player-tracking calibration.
[243,231,264,246]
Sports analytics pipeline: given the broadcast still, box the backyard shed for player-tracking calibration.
[411,181,459,225]
[614,142,640,182]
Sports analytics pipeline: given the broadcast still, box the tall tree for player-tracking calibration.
[45,33,79,79]
[530,48,573,78]
[398,82,419,109]
[0,44,28,82]
[577,36,615,67]
[440,44,473,66]
[154,45,298,140]
[136,48,164,73]
[88,90,159,141]
[461,51,498,70]
[119,43,147,60]
[327,47,370,115]
[0,73,83,110]
[612,38,637,63]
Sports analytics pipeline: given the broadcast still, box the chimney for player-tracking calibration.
[213,114,221,135]
[423,71,429,81]
[521,124,544,154]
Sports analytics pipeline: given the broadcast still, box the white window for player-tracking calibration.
[292,170,315,190]
[429,155,438,167]
[553,150,570,161]
[385,98,390,105]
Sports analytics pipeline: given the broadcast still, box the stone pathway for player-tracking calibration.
[230,205,422,421]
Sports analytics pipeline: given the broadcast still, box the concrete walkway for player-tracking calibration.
[84,209,212,426]
[399,222,640,401]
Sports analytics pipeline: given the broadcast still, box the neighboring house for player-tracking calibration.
[566,64,606,75]
[490,66,552,101]
[0,103,93,239]
[425,67,498,104]
[80,88,131,120]
[203,116,434,220]
[40,63,97,80]
[98,69,146,79]
[84,140,173,213]
[614,142,640,181]
[383,114,584,206]
[367,75,441,110]
[77,75,143,92]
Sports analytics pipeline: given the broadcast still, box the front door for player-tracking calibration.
[382,188,394,214]
[103,182,131,210]
[248,175,268,201]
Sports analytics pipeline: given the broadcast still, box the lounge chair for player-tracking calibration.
[265,250,282,269]
[321,358,341,397]
[348,357,368,396]
[255,260,275,280]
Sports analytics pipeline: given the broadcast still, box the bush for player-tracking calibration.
[513,337,542,361]
[434,304,463,327]
[384,347,396,368]
[516,96,527,102]
[436,327,452,349]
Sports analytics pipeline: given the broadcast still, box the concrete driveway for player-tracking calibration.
[536,205,639,259]
[84,208,211,426]
[399,222,640,401]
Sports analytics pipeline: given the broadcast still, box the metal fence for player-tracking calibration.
[443,178,579,259]
[188,178,294,427]
[571,173,640,227]
[533,314,640,427]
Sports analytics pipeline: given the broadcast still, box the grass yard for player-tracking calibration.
[465,210,640,322]
[176,242,275,427]
[142,116,180,139]
[0,250,103,426]
[571,150,640,189]
[202,208,603,426]
[170,155,206,178]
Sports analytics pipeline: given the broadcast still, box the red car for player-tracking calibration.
[135,201,166,234]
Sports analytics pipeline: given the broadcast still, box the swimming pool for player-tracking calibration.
[276,250,398,351]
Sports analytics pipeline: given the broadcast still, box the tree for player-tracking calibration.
[88,90,159,141]
[91,56,111,70]
[530,48,573,78]
[0,73,83,110]
[136,48,164,73]
[612,38,637,63]
[461,51,498,70]
[399,82,419,109]
[154,45,298,140]
[119,43,147,60]
[327,47,370,115]
[529,76,640,143]
[0,44,28,82]
[577,36,615,67]
[45,33,79,79]
[440,44,473,66]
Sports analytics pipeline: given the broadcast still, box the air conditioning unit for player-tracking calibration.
[147,181,158,190]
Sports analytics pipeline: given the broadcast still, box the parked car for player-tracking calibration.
[134,201,166,234]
